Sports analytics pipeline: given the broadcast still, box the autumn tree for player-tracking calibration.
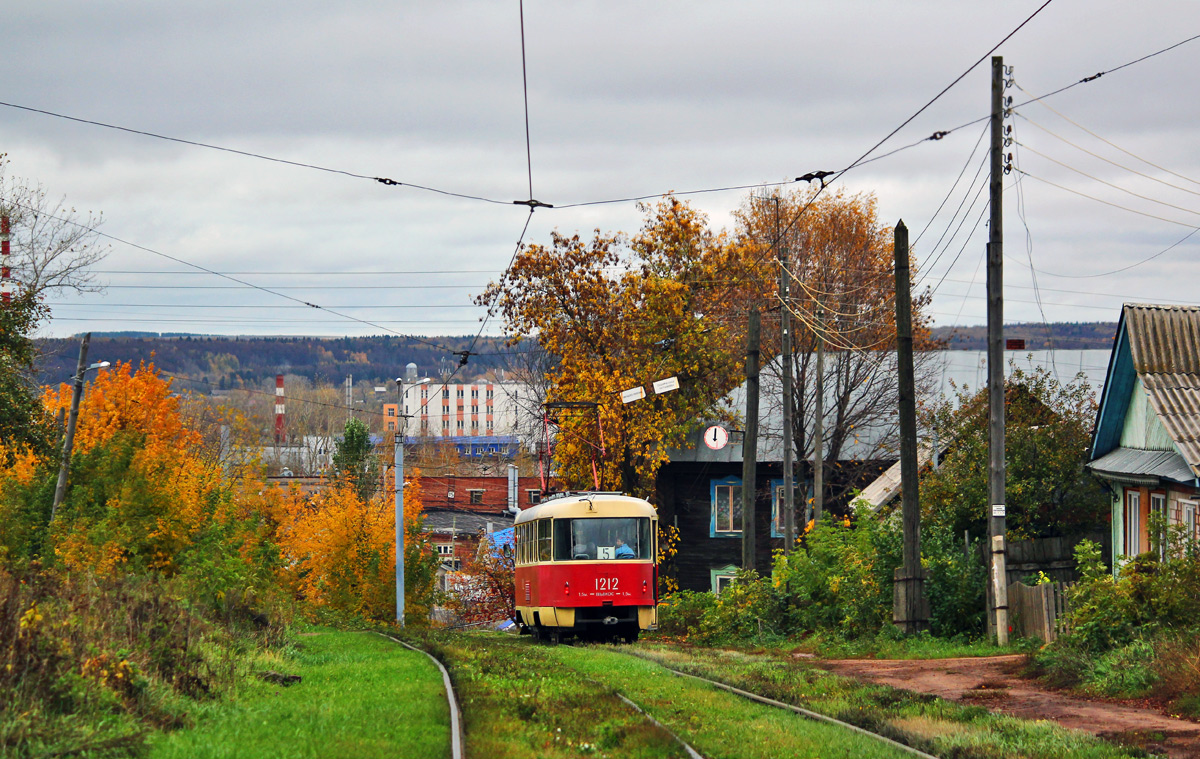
[448,531,515,625]
[735,186,936,510]
[0,289,54,463]
[267,467,438,623]
[479,197,754,496]
[920,365,1106,540]
[0,158,108,298]
[332,417,379,501]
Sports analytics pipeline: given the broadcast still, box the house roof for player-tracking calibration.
[853,444,937,512]
[669,349,1111,465]
[1094,304,1200,479]
[422,509,513,535]
[1087,446,1196,486]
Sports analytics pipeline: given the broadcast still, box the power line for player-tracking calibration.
[5,197,463,351]
[1013,112,1200,199]
[1015,141,1200,218]
[0,99,514,206]
[1015,169,1200,228]
[912,120,991,248]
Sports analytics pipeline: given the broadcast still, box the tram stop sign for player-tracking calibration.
[703,425,729,451]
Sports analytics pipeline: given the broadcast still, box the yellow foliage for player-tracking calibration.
[267,468,430,622]
[479,196,752,496]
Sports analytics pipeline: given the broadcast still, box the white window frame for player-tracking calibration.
[1125,490,1141,556]
[468,489,484,504]
[436,543,454,556]
[714,574,736,596]
[1151,492,1167,558]
[1182,500,1198,545]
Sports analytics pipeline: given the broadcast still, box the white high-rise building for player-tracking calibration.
[383,380,535,441]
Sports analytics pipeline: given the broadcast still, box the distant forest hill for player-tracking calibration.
[33,334,530,393]
[33,322,1119,392]
[929,322,1118,351]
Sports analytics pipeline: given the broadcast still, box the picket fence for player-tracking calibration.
[1007,580,1073,643]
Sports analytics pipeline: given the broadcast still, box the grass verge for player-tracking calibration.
[635,644,1145,759]
[148,630,450,759]
[420,631,921,758]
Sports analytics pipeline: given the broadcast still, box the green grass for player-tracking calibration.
[148,630,450,759]
[635,644,1144,759]
[778,629,1023,660]
[421,631,918,759]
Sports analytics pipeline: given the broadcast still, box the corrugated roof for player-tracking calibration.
[1087,446,1196,485]
[853,445,937,512]
[1123,304,1200,477]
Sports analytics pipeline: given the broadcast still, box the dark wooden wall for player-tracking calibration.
[655,458,895,593]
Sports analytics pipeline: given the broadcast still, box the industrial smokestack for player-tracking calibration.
[274,374,286,444]
[1,215,11,305]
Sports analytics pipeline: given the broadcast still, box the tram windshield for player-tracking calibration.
[553,517,652,561]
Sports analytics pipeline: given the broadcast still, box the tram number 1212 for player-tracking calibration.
[596,577,619,591]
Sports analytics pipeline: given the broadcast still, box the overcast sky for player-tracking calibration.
[4,1,1199,344]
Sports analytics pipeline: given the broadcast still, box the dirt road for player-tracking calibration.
[819,654,1200,758]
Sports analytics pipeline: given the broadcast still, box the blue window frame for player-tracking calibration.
[710,477,743,537]
[769,479,805,538]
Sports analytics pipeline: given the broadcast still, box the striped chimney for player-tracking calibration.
[274,374,286,444]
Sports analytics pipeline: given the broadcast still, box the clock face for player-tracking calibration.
[704,425,729,451]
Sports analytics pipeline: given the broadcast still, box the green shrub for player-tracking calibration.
[772,515,899,639]
[697,570,783,644]
[655,590,717,640]
[1087,639,1158,696]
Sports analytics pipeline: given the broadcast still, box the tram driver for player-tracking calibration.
[614,537,635,559]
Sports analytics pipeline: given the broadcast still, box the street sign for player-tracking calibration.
[653,376,680,394]
[621,386,646,404]
[704,425,729,450]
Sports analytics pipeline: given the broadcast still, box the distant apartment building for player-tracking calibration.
[382,381,535,441]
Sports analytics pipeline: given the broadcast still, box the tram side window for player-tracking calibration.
[537,519,553,561]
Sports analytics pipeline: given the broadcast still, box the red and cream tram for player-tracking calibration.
[514,492,658,642]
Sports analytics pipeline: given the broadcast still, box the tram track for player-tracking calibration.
[376,633,464,759]
[617,648,941,759]
[385,630,937,759]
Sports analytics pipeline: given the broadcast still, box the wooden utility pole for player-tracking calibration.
[812,307,825,525]
[779,197,796,554]
[51,333,90,525]
[987,55,1010,645]
[892,220,927,633]
[741,307,761,571]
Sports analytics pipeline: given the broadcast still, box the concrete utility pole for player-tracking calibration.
[987,55,1010,645]
[51,333,90,525]
[741,307,761,571]
[779,197,796,554]
[394,429,405,626]
[892,220,928,633]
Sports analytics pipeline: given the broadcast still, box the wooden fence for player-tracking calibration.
[1007,580,1073,642]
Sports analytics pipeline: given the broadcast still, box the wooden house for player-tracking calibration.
[1089,304,1200,566]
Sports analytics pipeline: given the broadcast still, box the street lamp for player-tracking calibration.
[50,331,109,524]
[394,376,430,626]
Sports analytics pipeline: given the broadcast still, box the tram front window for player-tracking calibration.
[553,517,651,561]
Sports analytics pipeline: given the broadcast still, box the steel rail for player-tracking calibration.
[621,651,940,759]
[614,692,706,759]
[376,633,464,759]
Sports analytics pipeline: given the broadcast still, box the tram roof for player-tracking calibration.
[514,492,656,523]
